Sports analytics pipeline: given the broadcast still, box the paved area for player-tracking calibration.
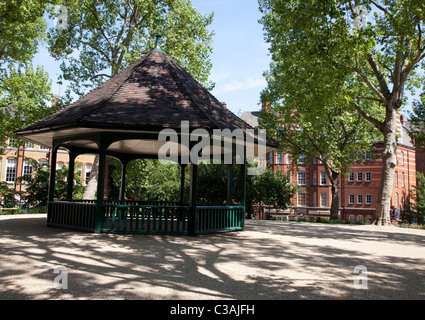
[1,214,425,300]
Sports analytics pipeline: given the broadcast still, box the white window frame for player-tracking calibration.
[297,171,306,185]
[297,191,306,206]
[320,192,328,207]
[366,171,371,182]
[320,171,327,185]
[366,194,372,205]
[5,158,17,183]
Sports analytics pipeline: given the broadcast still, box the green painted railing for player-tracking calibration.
[48,201,96,231]
[195,206,245,234]
[48,201,245,234]
[102,204,189,234]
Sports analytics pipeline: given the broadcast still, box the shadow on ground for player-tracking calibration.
[0,215,424,300]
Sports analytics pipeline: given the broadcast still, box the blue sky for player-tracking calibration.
[34,0,270,116]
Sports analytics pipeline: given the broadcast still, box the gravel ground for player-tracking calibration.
[0,214,424,300]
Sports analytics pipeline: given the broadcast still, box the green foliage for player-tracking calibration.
[47,0,215,97]
[0,0,54,67]
[23,162,85,206]
[409,93,425,150]
[0,64,53,151]
[108,158,189,202]
[258,0,425,222]
[413,172,425,216]
[252,169,296,209]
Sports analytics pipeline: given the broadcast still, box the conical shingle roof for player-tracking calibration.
[16,49,278,155]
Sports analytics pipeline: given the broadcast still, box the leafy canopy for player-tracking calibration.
[47,0,215,96]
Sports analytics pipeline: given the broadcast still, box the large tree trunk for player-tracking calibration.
[82,155,99,200]
[374,107,398,226]
[329,171,340,221]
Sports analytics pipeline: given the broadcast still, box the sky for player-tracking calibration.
[34,0,270,117]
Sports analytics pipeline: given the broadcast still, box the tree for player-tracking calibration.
[408,93,425,150]
[259,54,382,220]
[0,0,53,68]
[412,172,425,216]
[47,0,215,199]
[0,64,52,152]
[47,0,215,96]
[258,0,425,225]
[252,168,296,215]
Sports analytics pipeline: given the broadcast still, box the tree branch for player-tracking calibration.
[367,54,391,101]
[352,66,388,104]
[370,0,389,15]
[351,101,385,132]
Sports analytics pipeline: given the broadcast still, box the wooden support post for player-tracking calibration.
[179,163,187,205]
[119,160,128,202]
[188,163,198,236]
[47,143,59,223]
[94,140,107,233]
[227,163,234,205]
[240,162,247,218]
[66,152,76,200]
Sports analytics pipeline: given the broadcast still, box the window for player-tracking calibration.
[366,194,372,205]
[7,137,17,148]
[56,162,64,170]
[349,172,354,182]
[357,172,363,182]
[298,154,306,164]
[313,192,317,207]
[23,160,33,181]
[286,170,291,183]
[402,194,405,210]
[297,191,306,206]
[365,151,372,160]
[269,151,274,165]
[297,171,306,185]
[320,193,328,207]
[320,171,327,185]
[38,159,48,169]
[356,151,363,160]
[395,171,398,187]
[24,142,35,150]
[366,171,371,182]
[400,151,404,166]
[312,158,317,164]
[313,171,317,185]
[357,215,364,223]
[286,153,291,164]
[5,158,17,183]
[349,215,355,223]
[395,193,399,209]
[85,164,92,185]
[401,172,405,188]
[349,194,355,204]
[358,194,363,204]
[39,145,49,151]
[276,152,283,164]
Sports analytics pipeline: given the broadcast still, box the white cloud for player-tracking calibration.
[213,76,266,94]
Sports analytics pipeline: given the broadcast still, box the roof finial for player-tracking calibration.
[153,19,163,52]
[154,34,163,52]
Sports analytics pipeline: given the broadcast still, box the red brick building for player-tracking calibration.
[241,111,419,223]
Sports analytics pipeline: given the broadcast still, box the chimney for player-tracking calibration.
[51,94,59,107]
[221,102,227,108]
[261,100,271,112]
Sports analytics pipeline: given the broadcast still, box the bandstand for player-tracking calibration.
[15,43,278,235]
